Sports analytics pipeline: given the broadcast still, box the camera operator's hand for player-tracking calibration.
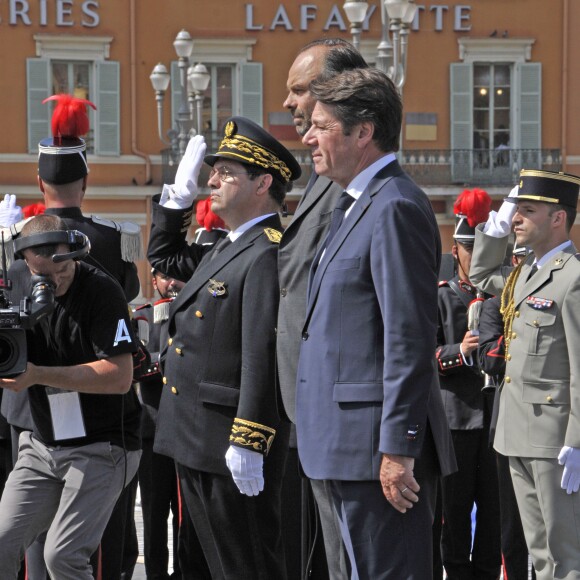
[160,135,207,209]
[0,363,38,392]
[0,194,23,227]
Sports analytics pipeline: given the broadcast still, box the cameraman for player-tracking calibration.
[0,215,141,580]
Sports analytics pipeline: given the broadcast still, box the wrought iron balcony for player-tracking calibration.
[161,146,561,191]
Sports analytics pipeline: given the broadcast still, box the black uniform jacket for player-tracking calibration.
[147,200,285,476]
[437,276,487,430]
[477,296,506,378]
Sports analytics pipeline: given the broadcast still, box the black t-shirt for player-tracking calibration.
[26,262,141,450]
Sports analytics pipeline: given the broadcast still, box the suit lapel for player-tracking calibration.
[290,175,332,227]
[168,215,281,321]
[304,162,401,326]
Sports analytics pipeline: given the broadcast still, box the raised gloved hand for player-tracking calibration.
[0,194,23,227]
[483,184,519,237]
[160,135,207,209]
[558,446,580,494]
[225,445,264,496]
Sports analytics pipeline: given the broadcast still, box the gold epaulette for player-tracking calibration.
[230,418,276,456]
[263,228,282,244]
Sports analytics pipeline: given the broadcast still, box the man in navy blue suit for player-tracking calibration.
[295,67,456,579]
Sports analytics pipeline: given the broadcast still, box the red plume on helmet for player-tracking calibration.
[453,188,492,227]
[22,202,46,218]
[196,198,226,231]
[42,94,97,140]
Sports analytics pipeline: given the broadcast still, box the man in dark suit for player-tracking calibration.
[278,38,367,579]
[147,117,301,579]
[296,67,456,579]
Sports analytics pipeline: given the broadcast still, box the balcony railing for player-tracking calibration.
[161,147,561,190]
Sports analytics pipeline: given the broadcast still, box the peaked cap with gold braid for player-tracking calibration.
[204,116,301,184]
[504,169,580,209]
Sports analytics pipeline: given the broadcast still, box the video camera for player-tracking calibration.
[0,273,55,378]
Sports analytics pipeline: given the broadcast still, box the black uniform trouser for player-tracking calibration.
[139,437,180,579]
[176,423,289,580]
[442,428,501,580]
[496,452,535,580]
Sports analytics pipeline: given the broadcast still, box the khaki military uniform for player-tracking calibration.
[470,226,580,580]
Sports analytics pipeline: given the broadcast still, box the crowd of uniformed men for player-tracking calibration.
[0,37,579,580]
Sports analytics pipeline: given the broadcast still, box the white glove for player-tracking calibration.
[160,135,207,209]
[225,445,264,497]
[558,446,580,494]
[0,194,23,227]
[483,185,519,237]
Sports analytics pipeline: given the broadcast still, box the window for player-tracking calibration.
[473,64,511,170]
[450,38,539,182]
[50,61,94,152]
[27,35,119,156]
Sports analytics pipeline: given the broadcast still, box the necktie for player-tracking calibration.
[210,236,231,260]
[325,191,355,247]
[526,263,538,281]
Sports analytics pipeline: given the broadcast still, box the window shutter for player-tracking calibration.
[95,60,120,156]
[239,62,263,125]
[27,58,51,154]
[515,62,541,155]
[450,63,473,183]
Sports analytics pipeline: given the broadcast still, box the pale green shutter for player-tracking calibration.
[95,61,120,156]
[27,58,51,154]
[239,63,263,125]
[515,62,541,168]
[450,63,473,182]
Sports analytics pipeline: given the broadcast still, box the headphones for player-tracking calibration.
[14,230,91,263]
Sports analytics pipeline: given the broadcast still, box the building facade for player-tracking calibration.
[0,0,578,297]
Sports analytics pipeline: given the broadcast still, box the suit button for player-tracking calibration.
[302,331,309,341]
[175,347,183,355]
[162,376,167,385]
[195,310,203,318]
[533,320,539,327]
[515,311,520,318]
[511,332,517,339]
[168,338,173,346]
[171,386,178,395]
[280,288,287,297]
[506,354,511,361]
[546,395,553,403]
[505,376,511,383]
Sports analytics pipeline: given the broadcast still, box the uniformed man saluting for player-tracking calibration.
[147,117,301,580]
[470,169,580,579]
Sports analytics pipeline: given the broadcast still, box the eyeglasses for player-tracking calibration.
[209,166,249,183]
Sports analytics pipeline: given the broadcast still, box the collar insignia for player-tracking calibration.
[264,228,282,243]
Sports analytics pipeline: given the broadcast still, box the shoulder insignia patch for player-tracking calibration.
[263,228,282,244]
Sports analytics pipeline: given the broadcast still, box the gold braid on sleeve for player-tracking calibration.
[500,260,525,357]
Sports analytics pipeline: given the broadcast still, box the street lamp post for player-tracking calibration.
[343,0,417,91]
[149,30,211,159]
